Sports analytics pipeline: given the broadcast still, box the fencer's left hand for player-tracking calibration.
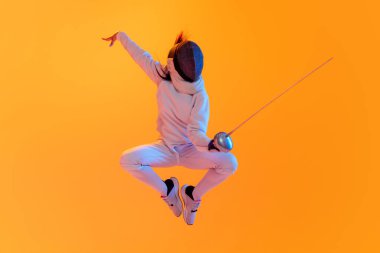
[208,140,220,152]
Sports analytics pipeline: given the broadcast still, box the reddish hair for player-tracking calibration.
[174,30,189,45]
[155,31,190,81]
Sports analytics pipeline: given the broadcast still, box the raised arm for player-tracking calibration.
[187,90,213,152]
[116,31,166,86]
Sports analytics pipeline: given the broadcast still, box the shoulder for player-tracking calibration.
[193,89,209,102]
[191,90,209,112]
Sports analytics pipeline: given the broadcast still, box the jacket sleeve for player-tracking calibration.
[117,32,165,86]
[187,91,213,152]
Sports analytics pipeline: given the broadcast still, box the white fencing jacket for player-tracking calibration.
[117,32,212,152]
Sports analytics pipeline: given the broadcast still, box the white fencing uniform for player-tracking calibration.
[117,32,238,200]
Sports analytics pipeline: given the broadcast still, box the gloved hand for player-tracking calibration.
[208,139,220,152]
[210,132,233,153]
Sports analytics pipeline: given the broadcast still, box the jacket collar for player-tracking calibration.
[166,58,204,95]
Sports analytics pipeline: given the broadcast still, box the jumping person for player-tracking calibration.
[102,31,238,225]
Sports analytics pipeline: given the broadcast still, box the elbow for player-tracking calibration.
[187,129,212,150]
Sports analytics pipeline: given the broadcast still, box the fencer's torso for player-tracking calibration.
[156,80,197,147]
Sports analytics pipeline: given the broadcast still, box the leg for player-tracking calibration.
[119,140,177,196]
[178,145,238,200]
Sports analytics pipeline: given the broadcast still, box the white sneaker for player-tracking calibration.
[161,177,183,217]
[180,184,201,225]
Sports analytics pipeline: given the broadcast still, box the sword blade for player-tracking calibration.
[227,57,334,136]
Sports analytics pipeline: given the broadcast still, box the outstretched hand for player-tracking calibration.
[102,32,119,47]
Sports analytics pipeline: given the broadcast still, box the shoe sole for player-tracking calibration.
[170,177,183,217]
[180,185,194,225]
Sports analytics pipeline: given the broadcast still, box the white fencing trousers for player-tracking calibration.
[119,139,238,200]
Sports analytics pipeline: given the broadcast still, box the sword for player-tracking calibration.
[213,57,334,152]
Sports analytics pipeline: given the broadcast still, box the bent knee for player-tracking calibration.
[119,151,141,171]
[216,153,238,175]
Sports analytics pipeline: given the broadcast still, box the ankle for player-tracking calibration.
[163,179,174,195]
[192,187,202,201]
[185,185,202,201]
[185,185,194,200]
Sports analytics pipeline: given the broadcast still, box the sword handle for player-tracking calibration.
[213,132,233,153]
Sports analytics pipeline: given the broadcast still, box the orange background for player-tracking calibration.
[1,0,379,252]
